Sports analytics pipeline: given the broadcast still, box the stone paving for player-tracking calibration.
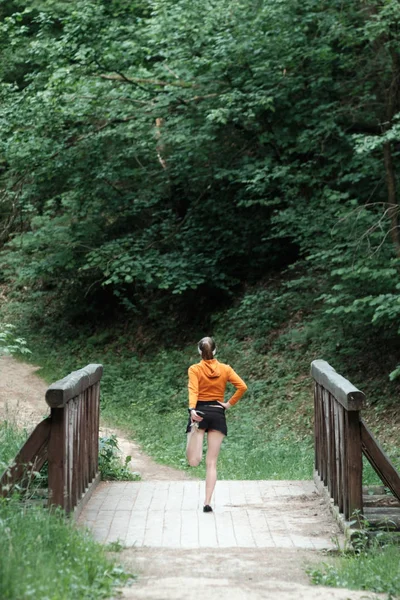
[79,480,340,550]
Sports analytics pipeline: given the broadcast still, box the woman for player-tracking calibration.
[186,336,247,512]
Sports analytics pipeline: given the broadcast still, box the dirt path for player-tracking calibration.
[119,548,382,600]
[0,355,192,481]
[0,356,383,600]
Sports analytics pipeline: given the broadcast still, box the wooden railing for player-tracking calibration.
[0,364,102,515]
[312,360,400,527]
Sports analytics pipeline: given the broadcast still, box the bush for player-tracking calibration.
[98,434,139,481]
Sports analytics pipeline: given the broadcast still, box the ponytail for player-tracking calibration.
[198,337,216,360]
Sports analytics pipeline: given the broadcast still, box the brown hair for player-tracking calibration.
[198,337,216,360]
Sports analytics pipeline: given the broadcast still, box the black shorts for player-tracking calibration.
[186,400,227,436]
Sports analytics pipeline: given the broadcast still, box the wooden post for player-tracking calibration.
[48,407,66,509]
[323,389,331,489]
[345,410,363,520]
[314,384,319,474]
[338,403,346,514]
[333,398,340,507]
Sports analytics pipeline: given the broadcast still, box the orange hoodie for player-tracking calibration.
[188,359,247,409]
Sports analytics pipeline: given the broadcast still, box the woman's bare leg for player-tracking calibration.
[186,428,205,466]
[204,430,225,506]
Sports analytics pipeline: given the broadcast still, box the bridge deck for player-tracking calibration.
[79,480,340,550]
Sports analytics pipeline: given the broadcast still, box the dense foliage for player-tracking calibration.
[0,0,400,378]
[0,322,30,355]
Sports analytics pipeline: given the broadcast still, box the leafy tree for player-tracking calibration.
[0,0,399,376]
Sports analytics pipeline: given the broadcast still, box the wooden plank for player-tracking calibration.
[88,385,93,482]
[323,389,331,492]
[345,410,363,520]
[94,381,100,473]
[0,418,51,495]
[91,383,97,480]
[77,393,84,502]
[68,399,74,509]
[314,384,319,473]
[319,384,327,484]
[363,495,400,508]
[65,403,71,513]
[361,419,400,502]
[82,391,87,492]
[311,360,365,411]
[72,397,79,508]
[364,507,400,516]
[315,383,323,477]
[329,393,337,503]
[46,364,103,408]
[338,404,346,515]
[363,510,400,529]
[84,388,90,490]
[48,407,66,509]
[333,397,340,507]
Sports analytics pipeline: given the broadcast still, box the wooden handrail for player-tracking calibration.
[310,360,364,411]
[312,360,400,525]
[45,364,103,407]
[0,364,103,514]
[312,360,364,520]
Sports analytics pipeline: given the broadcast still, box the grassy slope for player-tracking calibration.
[0,421,131,600]
[20,279,400,484]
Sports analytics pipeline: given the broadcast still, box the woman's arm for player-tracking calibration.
[188,366,199,409]
[188,366,203,421]
[225,366,247,407]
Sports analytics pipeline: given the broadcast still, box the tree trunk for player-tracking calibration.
[383,45,400,258]
[383,141,400,258]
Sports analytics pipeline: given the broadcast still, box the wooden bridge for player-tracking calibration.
[1,359,400,543]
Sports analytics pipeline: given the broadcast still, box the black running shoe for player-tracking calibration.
[203,505,213,513]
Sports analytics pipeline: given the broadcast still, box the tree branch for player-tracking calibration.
[50,116,138,158]
[100,73,197,89]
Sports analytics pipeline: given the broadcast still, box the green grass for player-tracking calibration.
[0,499,131,600]
[0,419,27,472]
[0,421,132,600]
[96,340,316,481]
[308,542,400,597]
[103,402,314,481]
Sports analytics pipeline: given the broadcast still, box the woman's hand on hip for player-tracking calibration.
[218,402,231,410]
[190,410,203,422]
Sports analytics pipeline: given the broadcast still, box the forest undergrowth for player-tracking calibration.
[5,271,399,484]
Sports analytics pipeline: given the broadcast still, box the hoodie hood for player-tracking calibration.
[200,359,221,379]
